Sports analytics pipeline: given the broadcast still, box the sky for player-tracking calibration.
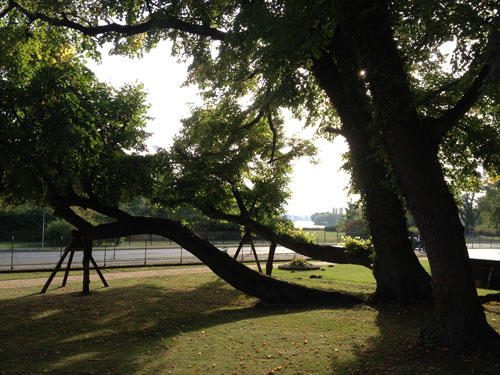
[86,41,353,217]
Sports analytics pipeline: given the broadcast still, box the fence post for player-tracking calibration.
[104,241,107,267]
[324,230,326,243]
[144,236,147,266]
[180,247,183,264]
[113,238,116,260]
[10,236,14,271]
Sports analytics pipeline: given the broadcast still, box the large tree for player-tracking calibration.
[3,0,500,351]
[1,1,433,306]
[0,14,366,304]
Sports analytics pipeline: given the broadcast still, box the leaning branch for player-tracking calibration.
[241,111,264,129]
[10,1,227,41]
[0,2,14,18]
[323,126,346,137]
[231,188,249,217]
[52,206,362,306]
[208,210,373,268]
[54,193,133,222]
[433,64,490,141]
[267,109,278,163]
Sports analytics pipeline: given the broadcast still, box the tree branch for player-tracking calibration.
[267,109,278,163]
[415,79,461,107]
[241,111,264,129]
[231,188,249,217]
[433,64,491,141]
[206,208,373,268]
[52,203,95,233]
[49,204,363,306]
[323,126,346,137]
[10,1,227,41]
[53,193,133,222]
[1,2,14,18]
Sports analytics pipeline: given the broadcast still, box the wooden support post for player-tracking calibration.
[42,231,108,294]
[250,242,263,273]
[61,249,75,287]
[40,247,71,293]
[233,228,263,273]
[233,242,244,260]
[90,256,109,287]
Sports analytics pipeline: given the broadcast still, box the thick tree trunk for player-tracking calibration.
[335,0,499,352]
[393,134,499,353]
[362,166,433,305]
[311,34,432,305]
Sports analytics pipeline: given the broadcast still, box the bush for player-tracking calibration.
[343,236,374,259]
[278,257,320,270]
[288,257,312,268]
[45,220,74,245]
[274,221,314,244]
[324,225,337,232]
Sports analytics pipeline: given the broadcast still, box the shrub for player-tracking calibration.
[343,236,374,259]
[45,219,74,245]
[274,221,314,244]
[288,257,313,268]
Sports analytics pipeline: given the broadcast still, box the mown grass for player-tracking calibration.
[1,262,500,375]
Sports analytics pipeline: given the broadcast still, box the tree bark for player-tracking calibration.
[334,0,499,352]
[211,212,373,268]
[311,31,433,305]
[82,238,92,295]
[54,205,362,307]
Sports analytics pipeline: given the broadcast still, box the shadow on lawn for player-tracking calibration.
[329,302,500,375]
[0,277,318,375]
[3,277,500,375]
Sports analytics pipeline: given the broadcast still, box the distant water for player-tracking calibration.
[293,220,325,229]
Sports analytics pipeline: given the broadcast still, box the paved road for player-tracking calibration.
[0,245,297,271]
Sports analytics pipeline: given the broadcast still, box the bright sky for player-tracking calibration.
[86,41,352,217]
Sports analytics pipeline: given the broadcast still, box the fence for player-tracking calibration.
[2,230,499,272]
[0,232,299,272]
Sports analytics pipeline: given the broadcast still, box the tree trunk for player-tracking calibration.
[82,238,91,295]
[311,32,433,305]
[55,208,362,307]
[334,0,499,352]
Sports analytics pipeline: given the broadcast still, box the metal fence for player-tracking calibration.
[0,233,300,272]
[2,230,499,272]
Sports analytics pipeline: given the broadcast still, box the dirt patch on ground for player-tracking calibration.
[0,265,215,289]
[0,261,330,290]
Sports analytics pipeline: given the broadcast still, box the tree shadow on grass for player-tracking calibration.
[5,274,499,375]
[1,275,331,375]
[328,302,500,375]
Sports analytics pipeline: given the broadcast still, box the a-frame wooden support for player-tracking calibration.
[233,228,263,273]
[41,230,108,294]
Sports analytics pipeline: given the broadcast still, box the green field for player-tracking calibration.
[1,262,499,375]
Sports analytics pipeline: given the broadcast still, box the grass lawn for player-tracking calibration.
[1,262,499,375]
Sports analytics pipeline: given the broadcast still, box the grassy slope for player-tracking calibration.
[1,261,499,375]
